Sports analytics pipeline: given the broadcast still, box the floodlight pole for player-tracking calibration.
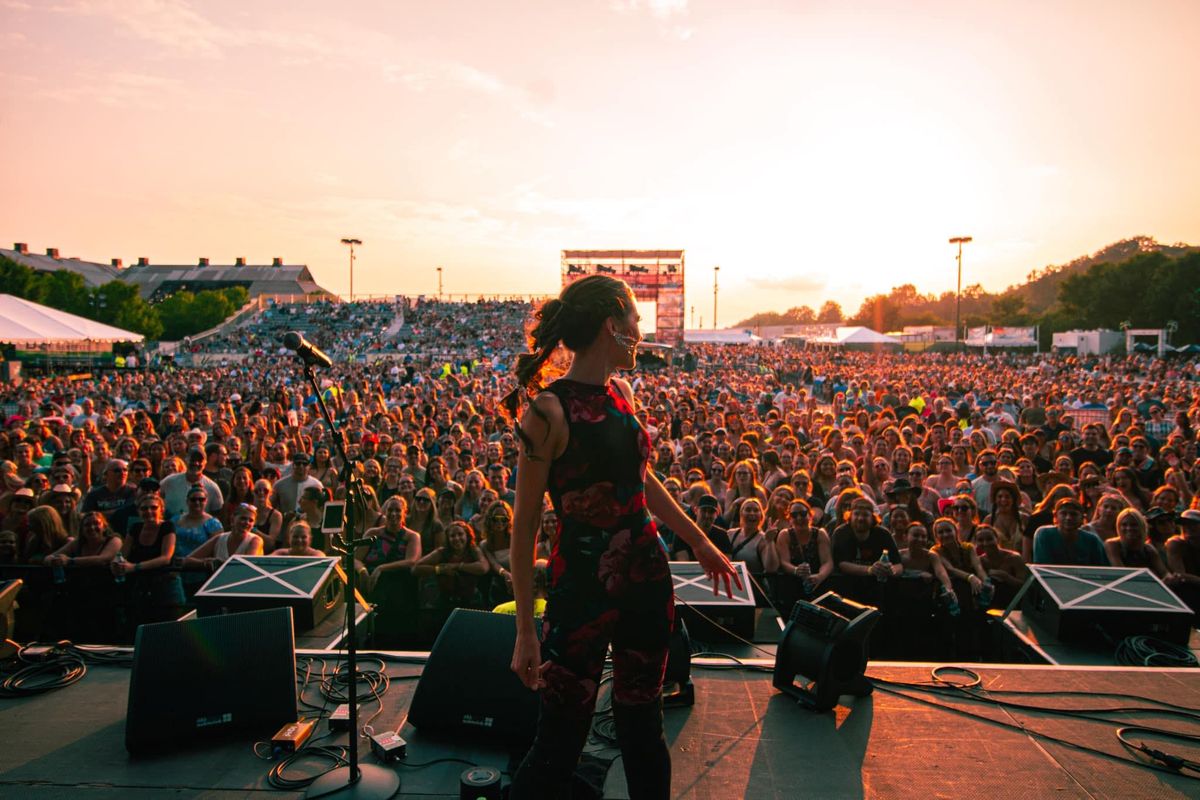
[340,238,362,301]
[437,266,443,299]
[949,236,972,349]
[713,266,720,330]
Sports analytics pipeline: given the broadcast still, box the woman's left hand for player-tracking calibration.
[694,539,743,599]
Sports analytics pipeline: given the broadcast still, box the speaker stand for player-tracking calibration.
[305,764,399,799]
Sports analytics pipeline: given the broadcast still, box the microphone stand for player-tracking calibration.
[300,362,398,799]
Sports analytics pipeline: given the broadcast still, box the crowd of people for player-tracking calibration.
[187,299,405,359]
[1,295,1199,655]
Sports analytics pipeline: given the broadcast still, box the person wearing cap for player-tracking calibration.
[1031,497,1109,566]
[1165,509,1200,612]
[270,452,324,518]
[48,483,82,538]
[669,494,730,561]
[1145,506,1178,558]
[2,487,37,553]
[81,458,137,527]
[160,447,224,519]
[110,476,163,539]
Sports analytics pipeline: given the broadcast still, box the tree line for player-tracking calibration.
[737,244,1200,346]
[0,255,250,342]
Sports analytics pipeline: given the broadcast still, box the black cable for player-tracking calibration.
[0,642,87,698]
[867,665,1200,781]
[873,682,1200,781]
[689,651,773,672]
[1116,726,1200,774]
[395,757,486,769]
[266,745,350,790]
[672,596,776,659]
[1116,635,1199,668]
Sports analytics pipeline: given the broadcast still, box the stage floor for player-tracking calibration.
[1,655,1197,799]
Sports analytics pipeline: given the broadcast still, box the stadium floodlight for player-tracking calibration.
[949,237,972,348]
[340,238,362,301]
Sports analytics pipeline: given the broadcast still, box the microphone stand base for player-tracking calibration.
[305,764,400,799]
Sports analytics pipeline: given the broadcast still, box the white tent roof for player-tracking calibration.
[810,326,902,345]
[0,294,144,345]
[683,329,763,344]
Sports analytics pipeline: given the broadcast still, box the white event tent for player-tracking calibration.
[0,294,143,350]
[806,326,902,349]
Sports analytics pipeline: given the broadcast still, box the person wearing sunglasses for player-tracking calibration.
[113,494,184,627]
[775,499,832,618]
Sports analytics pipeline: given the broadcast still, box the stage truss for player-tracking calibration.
[560,250,685,344]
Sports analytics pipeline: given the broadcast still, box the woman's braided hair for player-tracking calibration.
[501,275,634,449]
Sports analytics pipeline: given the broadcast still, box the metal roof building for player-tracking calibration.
[2,243,328,300]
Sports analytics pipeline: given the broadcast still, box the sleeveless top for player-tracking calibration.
[1119,541,1157,570]
[213,532,258,563]
[543,379,668,600]
[364,528,409,570]
[729,529,766,574]
[130,521,175,564]
[785,527,822,574]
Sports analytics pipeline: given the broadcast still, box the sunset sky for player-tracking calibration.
[2,0,1198,326]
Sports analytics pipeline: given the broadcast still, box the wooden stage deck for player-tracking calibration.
[0,654,1197,799]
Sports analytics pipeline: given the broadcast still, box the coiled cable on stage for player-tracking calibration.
[1115,635,1199,668]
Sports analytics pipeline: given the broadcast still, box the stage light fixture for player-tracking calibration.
[773,591,880,712]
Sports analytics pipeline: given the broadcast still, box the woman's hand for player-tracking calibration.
[967,574,983,594]
[511,631,547,691]
[694,538,743,599]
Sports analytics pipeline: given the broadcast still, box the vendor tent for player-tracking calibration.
[807,326,902,350]
[0,294,144,348]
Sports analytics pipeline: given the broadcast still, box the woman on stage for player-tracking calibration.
[504,274,742,799]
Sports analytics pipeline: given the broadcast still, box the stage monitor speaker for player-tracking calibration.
[409,609,540,745]
[125,607,297,755]
[194,556,344,631]
[671,561,756,641]
[1021,565,1194,647]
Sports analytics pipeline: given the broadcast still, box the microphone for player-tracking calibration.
[283,331,334,369]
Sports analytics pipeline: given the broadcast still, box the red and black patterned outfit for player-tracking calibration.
[512,377,674,799]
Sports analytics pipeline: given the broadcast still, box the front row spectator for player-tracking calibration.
[113,493,184,626]
[1031,497,1109,566]
[46,511,122,569]
[1105,508,1171,580]
[413,520,489,629]
[272,520,325,557]
[23,506,70,565]
[1165,509,1200,613]
[182,503,264,571]
[357,496,421,594]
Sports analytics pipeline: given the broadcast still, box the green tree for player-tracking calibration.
[41,270,91,316]
[0,256,48,302]
[990,294,1029,326]
[96,281,163,339]
[817,300,843,323]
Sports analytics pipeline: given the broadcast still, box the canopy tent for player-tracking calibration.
[0,294,144,348]
[683,329,764,345]
[807,326,902,349]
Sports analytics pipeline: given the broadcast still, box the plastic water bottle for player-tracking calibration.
[939,585,961,617]
[51,561,66,585]
[978,578,994,607]
[114,553,126,584]
[876,551,890,583]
